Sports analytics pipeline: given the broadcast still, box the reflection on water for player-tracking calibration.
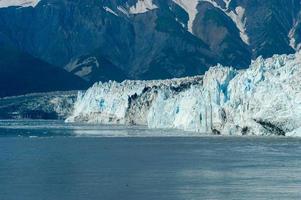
[0,120,301,200]
[0,120,202,137]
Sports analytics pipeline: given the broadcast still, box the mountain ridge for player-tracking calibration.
[0,45,88,97]
[0,0,300,96]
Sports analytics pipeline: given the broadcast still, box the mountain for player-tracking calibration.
[0,46,88,97]
[0,0,300,94]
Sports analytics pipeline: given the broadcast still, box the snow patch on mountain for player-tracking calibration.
[289,21,301,51]
[0,0,40,8]
[172,0,200,33]
[227,6,249,44]
[129,0,158,14]
[64,57,99,81]
[117,6,129,16]
[202,1,250,45]
[103,6,118,16]
[222,0,231,8]
[173,0,249,44]
[66,52,301,136]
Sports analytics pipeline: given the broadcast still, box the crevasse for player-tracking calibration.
[66,52,301,136]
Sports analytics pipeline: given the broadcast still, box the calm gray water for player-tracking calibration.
[0,120,301,200]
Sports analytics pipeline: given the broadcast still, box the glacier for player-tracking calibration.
[0,91,77,119]
[66,52,301,136]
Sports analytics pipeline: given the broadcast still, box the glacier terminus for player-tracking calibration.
[66,52,301,137]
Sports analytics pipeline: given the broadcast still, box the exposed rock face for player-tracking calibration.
[0,0,215,84]
[1,0,300,88]
[66,52,301,136]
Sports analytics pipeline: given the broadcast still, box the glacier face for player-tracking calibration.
[66,52,301,136]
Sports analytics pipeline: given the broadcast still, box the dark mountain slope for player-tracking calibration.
[0,46,88,97]
[0,0,300,95]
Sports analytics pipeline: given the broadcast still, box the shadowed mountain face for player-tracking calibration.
[0,46,88,97]
[0,0,300,95]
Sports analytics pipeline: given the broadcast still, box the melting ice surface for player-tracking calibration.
[67,52,301,137]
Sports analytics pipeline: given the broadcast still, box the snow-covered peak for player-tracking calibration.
[0,0,40,8]
[129,0,158,14]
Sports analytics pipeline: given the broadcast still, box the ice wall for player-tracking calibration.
[66,52,301,136]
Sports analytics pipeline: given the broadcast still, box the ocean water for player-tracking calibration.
[0,120,301,200]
